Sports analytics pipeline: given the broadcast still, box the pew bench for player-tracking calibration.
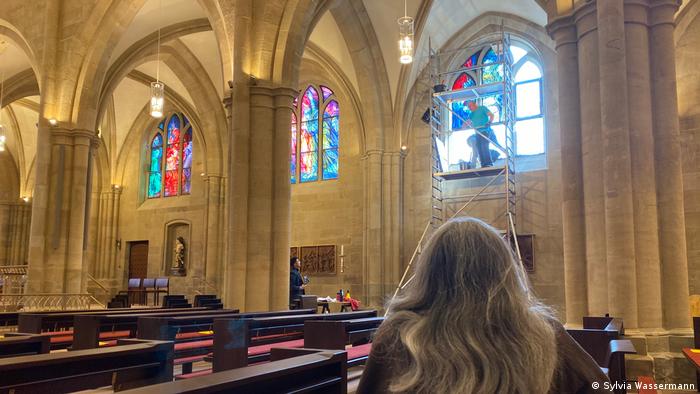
[121,348,348,394]
[0,334,49,358]
[72,308,240,350]
[138,309,317,374]
[567,325,636,394]
[5,329,132,350]
[0,338,173,393]
[211,310,378,373]
[304,316,384,367]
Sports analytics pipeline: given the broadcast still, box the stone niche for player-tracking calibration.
[164,221,191,276]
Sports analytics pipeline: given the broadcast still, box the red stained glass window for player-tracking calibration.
[146,112,193,199]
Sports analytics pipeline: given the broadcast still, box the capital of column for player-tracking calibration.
[649,0,680,27]
[546,14,578,48]
[50,128,99,147]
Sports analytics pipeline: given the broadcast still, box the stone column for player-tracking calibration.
[271,87,296,309]
[597,0,638,327]
[363,150,383,307]
[204,175,225,293]
[546,0,691,329]
[624,1,663,328]
[576,3,609,316]
[26,127,97,293]
[548,16,588,323]
[649,0,691,329]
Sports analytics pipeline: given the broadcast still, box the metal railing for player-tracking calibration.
[0,293,105,312]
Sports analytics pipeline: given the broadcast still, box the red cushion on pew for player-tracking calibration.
[98,340,118,347]
[49,335,73,344]
[247,339,305,356]
[346,343,372,360]
[174,339,213,351]
[176,369,213,380]
[98,330,131,339]
[174,354,208,365]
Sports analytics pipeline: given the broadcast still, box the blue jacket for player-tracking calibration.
[290,268,304,301]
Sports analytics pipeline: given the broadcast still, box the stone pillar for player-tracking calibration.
[363,150,383,307]
[204,175,225,293]
[271,87,296,309]
[546,0,690,328]
[577,3,609,317]
[649,0,691,329]
[548,17,588,323]
[26,127,97,293]
[224,82,295,312]
[624,1,663,328]
[597,0,638,327]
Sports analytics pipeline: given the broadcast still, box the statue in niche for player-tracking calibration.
[171,236,187,276]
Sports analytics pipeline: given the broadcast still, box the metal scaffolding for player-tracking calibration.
[390,30,521,306]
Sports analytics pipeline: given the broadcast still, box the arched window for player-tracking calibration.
[448,42,545,159]
[290,85,339,183]
[147,112,193,198]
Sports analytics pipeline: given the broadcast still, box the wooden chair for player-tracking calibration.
[142,278,157,306]
[154,278,169,305]
[124,278,143,306]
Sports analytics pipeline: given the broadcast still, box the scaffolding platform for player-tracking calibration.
[433,81,504,103]
[434,165,505,180]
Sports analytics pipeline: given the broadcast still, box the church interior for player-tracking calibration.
[1,0,700,392]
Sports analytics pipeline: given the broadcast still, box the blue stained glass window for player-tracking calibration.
[300,86,319,182]
[148,134,163,198]
[451,73,476,130]
[291,113,297,184]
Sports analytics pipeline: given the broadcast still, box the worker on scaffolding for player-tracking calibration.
[466,101,496,168]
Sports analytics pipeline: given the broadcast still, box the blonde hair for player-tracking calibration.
[379,217,557,393]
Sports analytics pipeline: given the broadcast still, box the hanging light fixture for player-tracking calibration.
[0,69,5,152]
[398,0,414,64]
[150,0,165,118]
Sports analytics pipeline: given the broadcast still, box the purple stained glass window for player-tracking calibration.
[320,85,334,101]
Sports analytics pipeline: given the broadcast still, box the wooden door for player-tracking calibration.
[128,241,149,279]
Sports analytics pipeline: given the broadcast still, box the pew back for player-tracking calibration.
[0,339,173,393]
[119,349,347,394]
[0,334,49,358]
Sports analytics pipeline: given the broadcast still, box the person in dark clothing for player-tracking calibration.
[289,257,305,307]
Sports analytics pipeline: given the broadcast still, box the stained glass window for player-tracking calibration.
[445,41,546,164]
[290,85,340,183]
[291,113,297,184]
[322,100,339,180]
[146,112,193,198]
[148,134,163,198]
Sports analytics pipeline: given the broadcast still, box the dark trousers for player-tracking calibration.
[476,127,495,167]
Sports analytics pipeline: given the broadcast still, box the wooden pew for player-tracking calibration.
[212,310,377,373]
[18,306,175,333]
[567,322,636,394]
[138,309,317,374]
[0,334,49,358]
[303,317,384,367]
[0,338,173,393]
[17,307,214,350]
[72,308,240,350]
[0,313,18,330]
[119,348,347,394]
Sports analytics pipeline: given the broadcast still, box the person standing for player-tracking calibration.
[467,101,496,167]
[289,257,305,308]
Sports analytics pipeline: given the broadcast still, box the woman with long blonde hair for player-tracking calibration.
[358,218,607,393]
